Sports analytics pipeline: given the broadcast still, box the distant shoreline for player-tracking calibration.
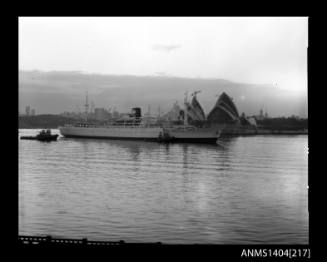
[19,115,308,134]
[18,127,308,136]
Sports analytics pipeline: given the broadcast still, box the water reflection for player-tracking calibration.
[19,131,308,244]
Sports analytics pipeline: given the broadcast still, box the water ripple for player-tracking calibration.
[19,129,308,244]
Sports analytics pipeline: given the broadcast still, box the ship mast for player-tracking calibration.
[84,91,89,122]
[184,91,188,127]
[192,90,201,97]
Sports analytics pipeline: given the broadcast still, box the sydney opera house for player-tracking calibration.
[207,92,240,124]
[163,91,257,132]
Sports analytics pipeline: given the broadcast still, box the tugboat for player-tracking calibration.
[20,129,59,141]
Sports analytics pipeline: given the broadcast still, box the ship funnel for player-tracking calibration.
[132,107,141,118]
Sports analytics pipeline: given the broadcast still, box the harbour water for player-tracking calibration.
[19,129,308,244]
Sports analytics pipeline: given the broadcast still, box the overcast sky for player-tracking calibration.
[19,17,308,94]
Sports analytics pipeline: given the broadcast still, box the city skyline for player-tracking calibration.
[19,70,307,118]
[20,101,305,120]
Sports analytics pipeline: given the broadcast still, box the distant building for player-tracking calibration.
[61,112,72,117]
[31,109,35,116]
[254,108,268,121]
[291,115,299,119]
[246,117,257,127]
[94,108,109,120]
[239,112,257,128]
[112,110,120,118]
[264,111,268,119]
[61,111,83,119]
[25,106,30,116]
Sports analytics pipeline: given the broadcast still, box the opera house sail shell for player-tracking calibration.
[190,95,206,121]
[183,95,206,122]
[207,92,240,124]
[163,94,206,123]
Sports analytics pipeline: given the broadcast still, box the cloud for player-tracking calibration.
[155,72,168,76]
[152,44,181,52]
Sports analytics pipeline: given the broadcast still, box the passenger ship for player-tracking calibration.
[59,107,168,142]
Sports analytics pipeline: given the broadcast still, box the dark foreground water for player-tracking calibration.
[19,129,308,244]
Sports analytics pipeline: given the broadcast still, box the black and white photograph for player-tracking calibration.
[18,17,308,251]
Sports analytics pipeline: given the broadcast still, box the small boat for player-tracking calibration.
[21,129,59,141]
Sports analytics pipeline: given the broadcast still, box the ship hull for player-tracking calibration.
[167,127,220,144]
[59,126,163,141]
[62,134,160,142]
[168,137,218,143]
[59,125,221,144]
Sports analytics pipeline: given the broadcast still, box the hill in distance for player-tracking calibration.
[19,70,307,118]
